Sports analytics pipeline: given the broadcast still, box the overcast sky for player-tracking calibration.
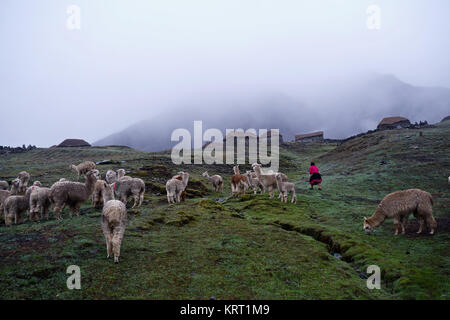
[1,0,449,147]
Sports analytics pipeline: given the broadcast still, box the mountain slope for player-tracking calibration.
[94,74,450,151]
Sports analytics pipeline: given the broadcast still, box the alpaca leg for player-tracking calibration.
[393,218,400,235]
[101,222,112,258]
[292,193,297,204]
[417,218,424,234]
[139,192,144,206]
[53,205,62,220]
[425,215,437,235]
[112,227,125,263]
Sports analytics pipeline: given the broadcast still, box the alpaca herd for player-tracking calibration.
[0,160,440,265]
[0,162,145,263]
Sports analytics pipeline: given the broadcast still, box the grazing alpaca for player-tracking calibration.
[243,170,264,194]
[0,190,11,213]
[70,161,96,181]
[363,189,437,235]
[112,177,145,208]
[29,186,52,221]
[275,173,296,203]
[105,170,117,184]
[0,181,8,191]
[10,178,20,195]
[4,186,33,225]
[17,171,30,193]
[252,163,278,198]
[230,165,249,196]
[166,172,189,203]
[202,171,223,192]
[99,181,127,263]
[50,170,98,219]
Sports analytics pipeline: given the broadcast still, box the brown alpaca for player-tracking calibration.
[363,189,437,235]
[0,190,11,214]
[252,163,278,198]
[70,161,96,181]
[231,165,248,196]
[92,180,107,208]
[17,171,30,194]
[50,170,97,219]
[112,177,145,208]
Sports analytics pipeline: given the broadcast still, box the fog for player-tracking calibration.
[1,0,450,148]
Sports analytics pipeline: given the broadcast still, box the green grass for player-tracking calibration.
[0,123,449,300]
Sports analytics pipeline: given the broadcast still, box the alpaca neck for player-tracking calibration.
[367,207,386,228]
[85,178,96,195]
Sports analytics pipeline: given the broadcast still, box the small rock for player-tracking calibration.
[332,253,342,260]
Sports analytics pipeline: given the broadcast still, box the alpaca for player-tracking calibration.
[105,170,117,184]
[244,170,265,194]
[252,163,278,198]
[70,161,96,181]
[10,178,20,195]
[92,169,101,180]
[275,172,288,199]
[4,186,33,225]
[202,171,223,192]
[117,169,132,180]
[172,171,190,201]
[50,170,98,219]
[32,181,42,187]
[0,190,11,213]
[112,177,145,208]
[231,165,249,196]
[29,186,52,221]
[0,181,8,190]
[166,172,189,203]
[17,171,30,193]
[275,173,296,203]
[92,180,107,208]
[363,189,437,235]
[99,181,127,263]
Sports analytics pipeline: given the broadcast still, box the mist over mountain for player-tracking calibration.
[94,74,450,152]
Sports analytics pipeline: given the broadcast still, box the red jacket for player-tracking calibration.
[309,165,319,174]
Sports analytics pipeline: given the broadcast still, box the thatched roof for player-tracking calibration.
[377,116,410,127]
[295,131,323,140]
[57,139,91,147]
[441,116,450,122]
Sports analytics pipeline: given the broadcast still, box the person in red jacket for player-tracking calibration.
[309,162,322,190]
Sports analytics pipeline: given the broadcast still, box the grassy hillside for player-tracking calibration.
[0,123,448,300]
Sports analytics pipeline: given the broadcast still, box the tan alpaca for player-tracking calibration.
[230,165,248,196]
[112,177,145,208]
[243,170,264,194]
[70,161,96,181]
[275,173,296,203]
[92,180,107,208]
[50,170,98,219]
[252,163,278,198]
[10,178,20,195]
[105,170,117,184]
[202,171,223,192]
[4,187,33,226]
[17,171,30,194]
[117,169,132,180]
[29,185,52,221]
[166,172,189,203]
[363,189,437,235]
[99,181,127,263]
[0,190,11,213]
[0,181,8,191]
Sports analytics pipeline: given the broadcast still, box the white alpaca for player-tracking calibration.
[166,172,189,203]
[275,173,297,203]
[252,163,278,198]
[243,170,264,194]
[105,170,117,184]
[100,181,127,263]
[202,171,223,192]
